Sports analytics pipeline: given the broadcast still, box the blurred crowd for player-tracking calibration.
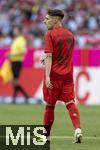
[0,0,100,48]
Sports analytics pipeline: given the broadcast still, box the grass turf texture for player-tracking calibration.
[0,104,100,150]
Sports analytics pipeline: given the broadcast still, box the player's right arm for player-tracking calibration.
[44,32,53,89]
[45,52,53,89]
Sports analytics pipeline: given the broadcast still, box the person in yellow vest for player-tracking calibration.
[9,26,29,104]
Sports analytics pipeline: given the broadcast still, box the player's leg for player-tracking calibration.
[61,82,82,143]
[43,103,55,139]
[36,103,55,143]
[66,100,80,129]
[11,61,20,103]
[66,101,82,143]
[43,80,60,140]
[11,61,29,103]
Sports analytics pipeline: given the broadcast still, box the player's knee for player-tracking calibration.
[66,101,79,113]
[66,100,75,107]
[46,103,55,109]
[66,100,77,110]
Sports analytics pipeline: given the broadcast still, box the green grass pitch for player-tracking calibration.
[0,104,100,150]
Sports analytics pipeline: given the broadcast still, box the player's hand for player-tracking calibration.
[41,59,45,65]
[46,76,53,89]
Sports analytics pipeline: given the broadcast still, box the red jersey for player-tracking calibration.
[44,26,74,81]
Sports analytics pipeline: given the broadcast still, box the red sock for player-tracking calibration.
[44,105,55,136]
[66,103,81,129]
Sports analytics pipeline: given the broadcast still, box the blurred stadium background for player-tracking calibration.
[0,0,100,149]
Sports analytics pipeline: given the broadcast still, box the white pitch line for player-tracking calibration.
[0,136,99,140]
[51,136,100,139]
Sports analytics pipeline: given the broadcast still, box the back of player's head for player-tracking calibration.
[47,9,64,20]
[14,26,22,32]
[13,25,22,37]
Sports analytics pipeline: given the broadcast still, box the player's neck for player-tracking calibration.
[53,23,63,29]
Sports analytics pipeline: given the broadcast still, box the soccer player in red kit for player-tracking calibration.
[43,9,82,143]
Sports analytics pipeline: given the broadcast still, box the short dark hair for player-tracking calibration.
[47,9,64,19]
[13,25,22,32]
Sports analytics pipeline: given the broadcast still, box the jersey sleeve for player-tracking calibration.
[44,32,53,53]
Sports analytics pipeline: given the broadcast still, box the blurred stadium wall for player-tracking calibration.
[0,48,100,105]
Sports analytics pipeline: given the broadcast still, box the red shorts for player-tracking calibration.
[43,80,74,105]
